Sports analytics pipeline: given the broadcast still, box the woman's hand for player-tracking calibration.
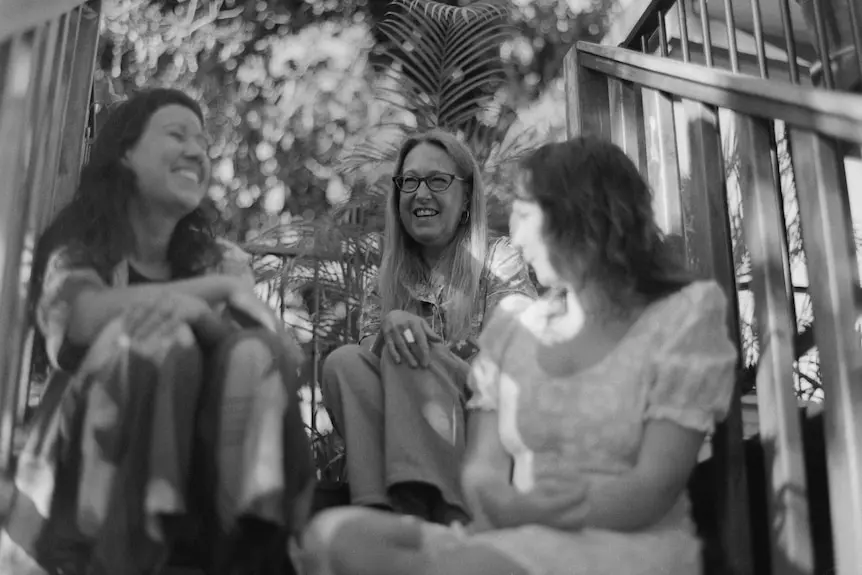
[473,474,590,532]
[122,291,213,340]
[515,475,590,531]
[228,287,279,332]
[381,310,441,368]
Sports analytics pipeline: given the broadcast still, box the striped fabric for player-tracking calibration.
[0,315,315,575]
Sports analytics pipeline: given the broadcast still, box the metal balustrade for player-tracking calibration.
[0,1,860,573]
[0,0,101,475]
[567,0,862,572]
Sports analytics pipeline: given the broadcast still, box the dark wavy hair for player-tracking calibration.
[29,89,222,369]
[518,136,692,305]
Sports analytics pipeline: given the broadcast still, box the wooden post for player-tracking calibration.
[564,43,611,139]
[0,27,50,473]
[678,99,755,575]
[51,0,100,216]
[790,129,862,575]
[737,113,814,575]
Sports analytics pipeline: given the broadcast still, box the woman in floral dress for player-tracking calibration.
[298,136,738,575]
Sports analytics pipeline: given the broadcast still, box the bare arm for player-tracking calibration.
[470,420,704,533]
[460,409,513,531]
[582,420,704,531]
[66,274,241,346]
[582,282,736,531]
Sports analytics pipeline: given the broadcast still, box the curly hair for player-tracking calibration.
[29,88,223,345]
[518,136,692,305]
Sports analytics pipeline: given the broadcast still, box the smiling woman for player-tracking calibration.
[0,89,316,575]
[320,129,536,525]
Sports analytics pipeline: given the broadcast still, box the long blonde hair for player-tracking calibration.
[378,130,488,340]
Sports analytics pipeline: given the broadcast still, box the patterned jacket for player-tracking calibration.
[358,235,537,352]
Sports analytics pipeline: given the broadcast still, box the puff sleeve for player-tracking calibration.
[645,281,738,434]
[466,293,534,411]
[36,247,107,370]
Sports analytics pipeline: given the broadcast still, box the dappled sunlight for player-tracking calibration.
[421,400,456,445]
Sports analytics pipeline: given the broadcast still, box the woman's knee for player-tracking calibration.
[216,331,274,365]
[321,344,367,394]
[91,317,203,368]
[300,507,424,574]
[299,507,368,572]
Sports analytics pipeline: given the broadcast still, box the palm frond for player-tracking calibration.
[377,0,512,131]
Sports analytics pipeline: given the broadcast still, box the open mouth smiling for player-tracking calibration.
[413,207,439,218]
[174,167,202,185]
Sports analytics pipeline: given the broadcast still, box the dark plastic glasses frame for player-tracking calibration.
[393,173,467,194]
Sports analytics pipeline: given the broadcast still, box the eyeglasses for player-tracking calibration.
[393,173,467,194]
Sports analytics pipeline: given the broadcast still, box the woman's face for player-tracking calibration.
[397,142,468,250]
[123,104,210,217]
[509,198,561,288]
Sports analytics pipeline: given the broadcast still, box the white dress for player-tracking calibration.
[422,280,737,575]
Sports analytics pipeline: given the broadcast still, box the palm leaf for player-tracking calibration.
[375,1,510,129]
[336,0,548,236]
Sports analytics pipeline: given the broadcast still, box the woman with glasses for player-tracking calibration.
[302,137,737,575]
[320,129,535,525]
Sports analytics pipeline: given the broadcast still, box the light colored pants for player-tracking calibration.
[321,342,470,512]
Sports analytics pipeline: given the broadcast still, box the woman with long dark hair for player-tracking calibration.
[300,137,737,575]
[0,88,314,575]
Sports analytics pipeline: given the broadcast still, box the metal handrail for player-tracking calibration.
[0,0,90,43]
[575,42,862,141]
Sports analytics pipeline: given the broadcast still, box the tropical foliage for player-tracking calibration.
[245,0,555,475]
[95,0,613,475]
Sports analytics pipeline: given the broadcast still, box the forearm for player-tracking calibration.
[461,467,517,530]
[66,275,237,345]
[463,468,555,531]
[582,473,679,532]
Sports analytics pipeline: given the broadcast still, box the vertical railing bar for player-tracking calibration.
[564,44,612,139]
[777,0,800,84]
[789,128,862,575]
[722,0,740,73]
[52,1,100,215]
[658,9,669,57]
[769,124,801,340]
[678,98,755,574]
[608,78,647,173]
[700,0,714,67]
[737,114,814,575]
[0,27,46,472]
[9,17,63,452]
[43,7,83,228]
[810,0,835,89]
[846,0,862,85]
[14,11,76,433]
[31,13,72,237]
[749,0,768,78]
[641,33,648,53]
[678,0,691,63]
[642,87,683,236]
